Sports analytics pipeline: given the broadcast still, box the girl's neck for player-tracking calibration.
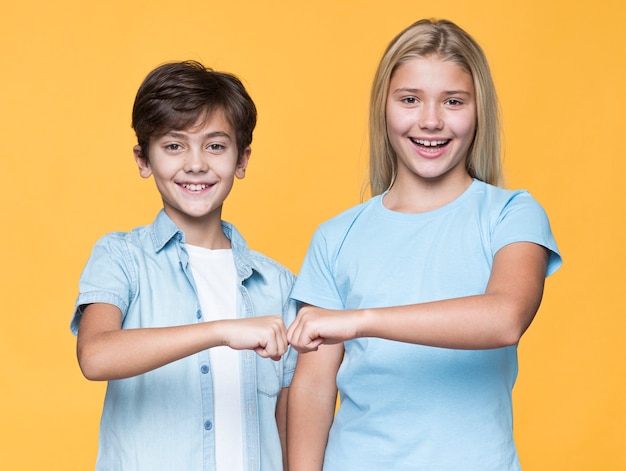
[383,173,473,214]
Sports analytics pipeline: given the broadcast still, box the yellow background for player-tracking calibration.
[1,0,624,469]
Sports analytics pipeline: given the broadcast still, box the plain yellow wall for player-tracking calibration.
[1,0,625,469]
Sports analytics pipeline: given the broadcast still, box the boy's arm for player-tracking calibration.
[288,242,549,351]
[287,343,343,471]
[76,303,288,381]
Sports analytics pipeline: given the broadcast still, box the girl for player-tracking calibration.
[287,19,561,471]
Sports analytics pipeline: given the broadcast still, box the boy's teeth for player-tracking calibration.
[182,183,208,191]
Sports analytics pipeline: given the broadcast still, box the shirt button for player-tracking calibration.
[196,310,202,319]
[201,365,209,374]
[204,420,213,431]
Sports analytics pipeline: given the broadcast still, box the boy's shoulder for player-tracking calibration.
[222,221,295,282]
[245,248,296,288]
[89,210,180,258]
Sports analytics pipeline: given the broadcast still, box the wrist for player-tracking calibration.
[207,319,229,347]
[355,308,374,338]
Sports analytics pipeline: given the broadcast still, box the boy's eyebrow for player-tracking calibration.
[166,130,232,140]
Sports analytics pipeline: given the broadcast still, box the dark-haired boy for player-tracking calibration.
[71,61,296,471]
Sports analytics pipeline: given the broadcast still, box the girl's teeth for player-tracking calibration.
[414,139,448,146]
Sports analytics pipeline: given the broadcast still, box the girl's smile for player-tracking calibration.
[410,138,452,158]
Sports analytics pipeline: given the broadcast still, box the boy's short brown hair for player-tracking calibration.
[132,61,257,160]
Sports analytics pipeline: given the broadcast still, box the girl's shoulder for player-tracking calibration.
[471,180,542,213]
[316,197,381,233]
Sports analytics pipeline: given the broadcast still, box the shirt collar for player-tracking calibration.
[148,210,256,280]
[150,210,183,252]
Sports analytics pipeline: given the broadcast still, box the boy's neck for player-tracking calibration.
[166,209,231,249]
[185,225,231,249]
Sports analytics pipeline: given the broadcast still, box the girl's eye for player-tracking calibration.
[402,97,417,104]
[446,99,462,106]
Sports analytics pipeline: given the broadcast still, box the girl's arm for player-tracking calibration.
[288,242,548,352]
[76,303,288,380]
[275,387,289,470]
[287,342,344,471]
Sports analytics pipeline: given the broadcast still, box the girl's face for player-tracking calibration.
[386,56,476,190]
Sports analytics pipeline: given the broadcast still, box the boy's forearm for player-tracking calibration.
[78,303,289,380]
[78,320,226,381]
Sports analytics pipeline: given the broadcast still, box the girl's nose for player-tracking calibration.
[418,104,444,130]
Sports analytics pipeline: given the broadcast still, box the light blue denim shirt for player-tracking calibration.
[72,210,298,471]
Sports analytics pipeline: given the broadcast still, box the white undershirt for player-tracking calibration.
[186,244,243,471]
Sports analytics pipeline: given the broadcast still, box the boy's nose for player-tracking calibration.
[184,149,209,173]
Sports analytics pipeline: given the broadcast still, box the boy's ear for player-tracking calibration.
[133,145,152,179]
[235,147,251,180]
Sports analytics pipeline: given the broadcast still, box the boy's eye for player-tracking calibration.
[164,143,183,151]
[207,143,225,152]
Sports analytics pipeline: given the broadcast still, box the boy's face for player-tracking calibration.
[134,110,250,233]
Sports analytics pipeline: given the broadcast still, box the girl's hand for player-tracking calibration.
[220,315,288,361]
[287,305,362,353]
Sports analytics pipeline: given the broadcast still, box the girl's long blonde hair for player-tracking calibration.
[369,19,502,196]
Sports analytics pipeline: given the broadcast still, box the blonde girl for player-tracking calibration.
[287,19,561,471]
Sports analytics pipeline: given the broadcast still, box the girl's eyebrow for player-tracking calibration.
[442,90,472,96]
[391,87,472,96]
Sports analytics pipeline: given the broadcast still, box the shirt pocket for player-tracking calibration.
[255,356,282,397]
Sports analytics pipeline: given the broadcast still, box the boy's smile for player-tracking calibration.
[134,110,250,246]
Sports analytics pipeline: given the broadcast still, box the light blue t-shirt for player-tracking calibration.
[291,180,561,471]
[72,210,297,471]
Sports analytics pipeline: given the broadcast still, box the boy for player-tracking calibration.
[71,61,297,471]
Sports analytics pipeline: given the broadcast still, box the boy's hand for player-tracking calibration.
[221,315,288,361]
[287,305,361,353]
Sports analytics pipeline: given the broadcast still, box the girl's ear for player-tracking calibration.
[235,146,251,180]
[133,145,152,179]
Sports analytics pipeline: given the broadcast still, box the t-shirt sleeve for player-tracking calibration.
[492,191,562,276]
[290,226,345,310]
[70,234,133,335]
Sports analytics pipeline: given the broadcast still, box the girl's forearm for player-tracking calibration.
[289,242,549,352]
[359,293,536,349]
[358,242,548,349]
[288,345,343,470]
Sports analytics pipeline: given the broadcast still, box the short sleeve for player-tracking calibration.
[492,191,562,276]
[290,227,344,310]
[70,234,134,334]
